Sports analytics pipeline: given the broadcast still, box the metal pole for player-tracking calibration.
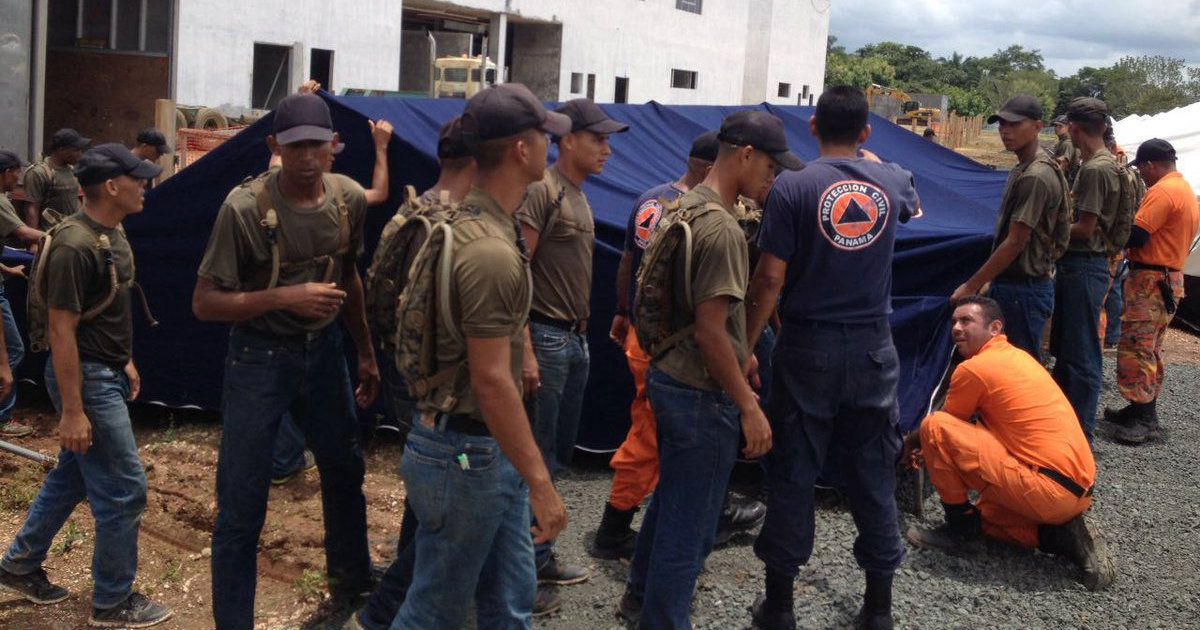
[0,439,58,468]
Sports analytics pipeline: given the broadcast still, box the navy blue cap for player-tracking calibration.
[74,143,163,186]
[272,93,335,146]
[689,130,719,161]
[0,150,28,172]
[462,83,572,143]
[556,99,629,135]
[1130,138,1177,167]
[718,111,804,171]
[136,128,172,154]
[51,128,91,151]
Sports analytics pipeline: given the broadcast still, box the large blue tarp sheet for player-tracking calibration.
[15,94,1008,451]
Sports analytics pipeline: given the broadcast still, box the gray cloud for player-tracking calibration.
[830,0,1200,75]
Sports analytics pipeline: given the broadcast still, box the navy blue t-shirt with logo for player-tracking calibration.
[759,158,919,324]
[624,181,684,320]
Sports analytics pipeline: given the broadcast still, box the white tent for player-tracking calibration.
[1113,102,1200,279]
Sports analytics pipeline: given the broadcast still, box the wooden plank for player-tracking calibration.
[154,98,176,183]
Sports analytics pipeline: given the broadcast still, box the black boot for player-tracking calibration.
[905,502,983,553]
[856,572,893,630]
[1038,513,1116,591]
[750,568,796,630]
[715,495,767,546]
[1114,400,1159,445]
[590,503,638,561]
[1102,401,1139,427]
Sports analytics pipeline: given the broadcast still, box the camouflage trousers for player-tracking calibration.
[1117,269,1185,403]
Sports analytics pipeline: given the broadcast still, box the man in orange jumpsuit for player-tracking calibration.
[1104,139,1200,444]
[904,296,1115,591]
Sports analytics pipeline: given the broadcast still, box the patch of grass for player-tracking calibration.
[157,418,178,444]
[161,559,183,584]
[50,521,84,555]
[294,569,327,599]
[0,466,43,512]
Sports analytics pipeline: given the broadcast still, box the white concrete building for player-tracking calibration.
[2,0,828,158]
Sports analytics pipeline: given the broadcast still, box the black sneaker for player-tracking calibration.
[536,552,590,586]
[615,589,642,626]
[715,497,767,546]
[89,592,172,628]
[272,449,317,486]
[532,586,562,617]
[749,593,796,630]
[0,566,69,605]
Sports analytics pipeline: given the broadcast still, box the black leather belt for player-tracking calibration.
[530,312,588,334]
[423,413,491,437]
[1129,262,1176,273]
[1038,467,1093,498]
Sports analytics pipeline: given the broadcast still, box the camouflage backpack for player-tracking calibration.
[27,214,157,353]
[1095,153,1142,256]
[1027,153,1074,265]
[633,197,726,359]
[393,206,533,411]
[365,185,451,354]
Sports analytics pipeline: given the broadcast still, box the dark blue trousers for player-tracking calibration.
[754,318,906,577]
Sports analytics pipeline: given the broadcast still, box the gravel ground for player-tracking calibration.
[530,356,1200,630]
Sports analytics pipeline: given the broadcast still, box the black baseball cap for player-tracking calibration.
[717,111,805,171]
[1130,138,1177,167]
[437,116,472,160]
[0,150,28,172]
[461,83,572,143]
[988,95,1043,124]
[689,130,719,162]
[136,128,172,154]
[50,128,91,151]
[74,143,163,186]
[272,93,335,146]
[555,99,629,135]
[1067,97,1108,124]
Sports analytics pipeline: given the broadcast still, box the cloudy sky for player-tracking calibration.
[828,0,1200,76]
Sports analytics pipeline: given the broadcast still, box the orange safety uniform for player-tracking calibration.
[920,335,1096,548]
[1118,171,1200,402]
[607,329,660,511]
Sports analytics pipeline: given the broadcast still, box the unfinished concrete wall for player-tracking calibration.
[400,30,472,94]
[763,0,829,106]
[0,0,33,157]
[509,22,561,102]
[176,0,402,112]
[44,49,168,146]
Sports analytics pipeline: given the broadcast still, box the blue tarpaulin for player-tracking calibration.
[13,94,1008,451]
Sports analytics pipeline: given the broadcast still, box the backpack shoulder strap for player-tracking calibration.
[327,174,351,257]
[532,170,567,257]
[405,184,419,207]
[250,176,283,290]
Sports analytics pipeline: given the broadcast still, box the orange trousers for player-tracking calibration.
[607,330,660,511]
[919,412,1091,548]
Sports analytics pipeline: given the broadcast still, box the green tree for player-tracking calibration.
[826,54,897,90]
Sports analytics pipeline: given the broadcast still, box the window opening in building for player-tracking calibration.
[676,0,703,14]
[311,48,334,90]
[614,77,629,104]
[50,0,172,54]
[586,74,596,101]
[252,43,292,110]
[802,84,810,100]
[671,69,697,90]
[778,82,791,98]
[570,72,582,94]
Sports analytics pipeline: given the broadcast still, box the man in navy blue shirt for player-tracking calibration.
[745,86,919,630]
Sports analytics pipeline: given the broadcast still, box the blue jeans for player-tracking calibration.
[271,413,307,478]
[1051,252,1109,443]
[627,369,740,630]
[754,318,906,578]
[211,326,371,630]
[989,277,1055,361]
[1,359,144,609]
[0,287,24,421]
[359,500,417,630]
[1105,261,1127,343]
[529,322,590,476]
[390,423,535,630]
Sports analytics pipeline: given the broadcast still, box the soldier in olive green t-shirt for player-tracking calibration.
[21,128,90,230]
[0,150,46,438]
[1052,115,1079,183]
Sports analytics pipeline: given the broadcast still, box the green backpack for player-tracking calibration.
[633,197,725,359]
[393,205,533,411]
[1095,154,1142,256]
[27,215,157,353]
[365,185,450,354]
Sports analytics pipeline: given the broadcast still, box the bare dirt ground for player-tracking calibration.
[0,401,408,630]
